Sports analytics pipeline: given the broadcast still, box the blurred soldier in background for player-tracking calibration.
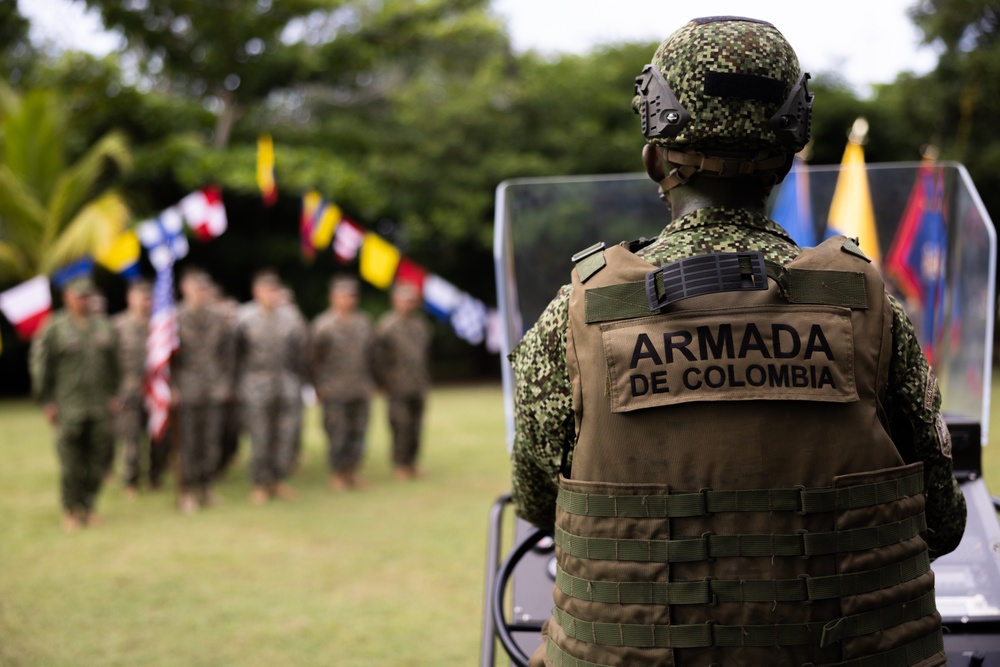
[112,278,167,498]
[277,284,308,472]
[210,284,242,480]
[374,282,432,481]
[234,269,307,504]
[308,275,376,492]
[31,277,120,531]
[173,267,233,513]
[510,16,964,667]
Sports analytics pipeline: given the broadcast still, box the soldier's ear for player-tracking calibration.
[643,144,665,183]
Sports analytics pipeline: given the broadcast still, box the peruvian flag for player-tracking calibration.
[333,218,365,264]
[0,276,52,339]
[179,186,228,241]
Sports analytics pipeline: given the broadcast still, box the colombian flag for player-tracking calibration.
[826,124,881,263]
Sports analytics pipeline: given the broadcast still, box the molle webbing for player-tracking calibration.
[554,513,927,562]
[555,551,930,605]
[544,631,944,667]
[557,472,924,518]
[552,590,937,649]
[584,260,868,324]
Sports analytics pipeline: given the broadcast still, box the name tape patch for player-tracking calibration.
[601,305,858,412]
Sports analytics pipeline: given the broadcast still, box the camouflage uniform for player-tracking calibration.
[31,310,120,515]
[173,301,234,493]
[374,309,432,468]
[234,301,306,487]
[509,206,967,557]
[308,308,376,473]
[112,309,168,489]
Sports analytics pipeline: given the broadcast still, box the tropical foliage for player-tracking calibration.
[0,81,131,283]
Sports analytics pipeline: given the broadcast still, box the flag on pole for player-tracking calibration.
[96,230,141,279]
[145,260,178,441]
[333,218,365,263]
[359,232,401,289]
[257,134,278,207]
[770,156,815,247]
[0,275,52,340]
[179,186,227,241]
[884,159,948,362]
[826,119,881,263]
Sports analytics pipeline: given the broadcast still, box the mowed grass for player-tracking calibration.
[5,377,1000,667]
[0,384,513,667]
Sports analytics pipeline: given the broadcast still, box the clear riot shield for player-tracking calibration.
[485,162,1000,666]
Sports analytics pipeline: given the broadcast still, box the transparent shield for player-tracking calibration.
[494,162,996,449]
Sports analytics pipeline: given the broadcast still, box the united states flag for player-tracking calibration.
[145,260,178,442]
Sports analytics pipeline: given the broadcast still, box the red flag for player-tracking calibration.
[179,186,228,241]
[395,258,427,291]
[0,276,52,339]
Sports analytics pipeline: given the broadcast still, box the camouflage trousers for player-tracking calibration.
[244,396,300,486]
[322,398,370,472]
[55,415,112,513]
[388,395,426,467]
[118,399,169,489]
[215,400,241,478]
[177,402,223,491]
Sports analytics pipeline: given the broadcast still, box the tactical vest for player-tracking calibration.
[546,236,944,667]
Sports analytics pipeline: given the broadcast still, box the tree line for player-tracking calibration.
[1,0,997,393]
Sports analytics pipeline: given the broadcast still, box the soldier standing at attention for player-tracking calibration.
[510,17,966,667]
[234,269,307,505]
[308,275,376,492]
[173,267,233,513]
[112,278,166,498]
[374,282,431,481]
[31,277,120,531]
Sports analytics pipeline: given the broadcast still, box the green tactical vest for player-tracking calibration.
[546,235,945,667]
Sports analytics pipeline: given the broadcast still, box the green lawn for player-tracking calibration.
[0,385,513,667]
[4,379,1000,667]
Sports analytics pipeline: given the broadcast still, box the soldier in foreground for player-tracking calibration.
[375,282,432,481]
[31,277,120,531]
[173,267,233,512]
[510,17,965,667]
[234,269,307,504]
[308,275,376,492]
[112,278,167,498]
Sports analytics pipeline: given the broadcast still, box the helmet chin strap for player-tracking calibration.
[659,148,793,192]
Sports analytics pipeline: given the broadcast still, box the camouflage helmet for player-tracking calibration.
[633,17,812,188]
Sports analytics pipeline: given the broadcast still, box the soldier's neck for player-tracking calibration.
[667,178,770,220]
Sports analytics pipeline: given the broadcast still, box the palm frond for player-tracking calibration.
[0,241,31,284]
[0,164,48,258]
[41,190,131,274]
[47,131,132,238]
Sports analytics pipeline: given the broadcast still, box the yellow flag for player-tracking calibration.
[826,137,881,264]
[311,203,343,250]
[257,134,277,206]
[95,229,141,275]
[359,233,401,290]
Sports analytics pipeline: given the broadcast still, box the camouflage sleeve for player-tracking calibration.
[883,293,966,558]
[29,321,55,404]
[509,284,575,533]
